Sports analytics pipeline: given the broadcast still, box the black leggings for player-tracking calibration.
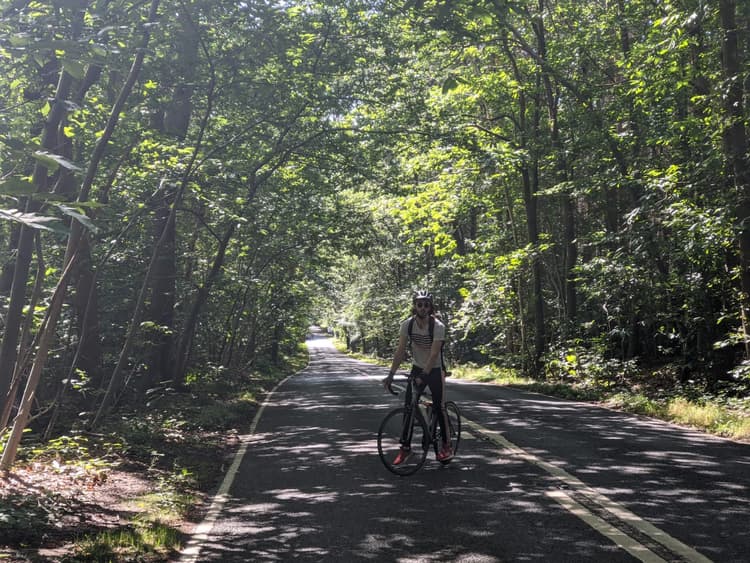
[400,365,450,449]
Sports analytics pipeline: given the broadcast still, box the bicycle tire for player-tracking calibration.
[446,401,461,455]
[377,407,429,476]
[433,401,462,463]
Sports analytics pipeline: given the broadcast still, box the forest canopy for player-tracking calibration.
[0,0,748,466]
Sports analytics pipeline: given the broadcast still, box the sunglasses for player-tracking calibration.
[415,301,431,309]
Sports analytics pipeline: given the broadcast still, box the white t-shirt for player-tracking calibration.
[400,315,446,370]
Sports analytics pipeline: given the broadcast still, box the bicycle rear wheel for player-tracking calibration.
[377,407,429,476]
[434,401,461,463]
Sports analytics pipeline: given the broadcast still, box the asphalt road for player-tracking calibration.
[179,335,750,562]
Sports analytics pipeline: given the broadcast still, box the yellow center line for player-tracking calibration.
[463,418,713,563]
[546,489,668,563]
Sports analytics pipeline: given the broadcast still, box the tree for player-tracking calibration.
[719,0,750,358]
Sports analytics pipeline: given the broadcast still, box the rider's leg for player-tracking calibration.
[400,365,427,447]
[425,368,450,448]
[400,373,413,448]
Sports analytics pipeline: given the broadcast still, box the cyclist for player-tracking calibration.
[383,290,453,464]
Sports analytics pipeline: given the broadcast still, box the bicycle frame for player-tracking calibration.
[398,376,445,449]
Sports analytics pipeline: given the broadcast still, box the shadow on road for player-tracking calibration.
[462,382,750,562]
[186,338,637,562]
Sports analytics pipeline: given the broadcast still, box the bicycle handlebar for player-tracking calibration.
[383,377,399,395]
[383,373,425,396]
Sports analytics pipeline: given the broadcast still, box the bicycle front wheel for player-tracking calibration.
[445,401,461,455]
[377,407,429,476]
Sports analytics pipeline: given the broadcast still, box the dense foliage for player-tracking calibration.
[331,0,750,391]
[0,0,747,466]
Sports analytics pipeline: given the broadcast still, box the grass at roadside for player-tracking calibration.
[454,364,750,442]
[603,392,750,440]
[70,519,181,562]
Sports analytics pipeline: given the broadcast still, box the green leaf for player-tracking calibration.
[56,205,98,233]
[33,151,82,172]
[0,209,66,232]
[63,59,87,80]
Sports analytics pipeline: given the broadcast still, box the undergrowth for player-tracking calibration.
[1,346,308,562]
[67,519,181,563]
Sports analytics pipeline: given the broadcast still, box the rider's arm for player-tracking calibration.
[422,337,444,375]
[386,333,408,380]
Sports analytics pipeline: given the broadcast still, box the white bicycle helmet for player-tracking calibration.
[413,290,433,304]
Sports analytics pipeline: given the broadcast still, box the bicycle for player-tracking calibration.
[377,374,462,476]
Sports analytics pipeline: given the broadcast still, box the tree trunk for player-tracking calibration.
[144,184,176,389]
[72,234,102,383]
[526,159,546,372]
[533,2,576,332]
[501,31,545,374]
[719,0,750,357]
[0,225,20,295]
[66,63,106,386]
[0,234,45,430]
[172,223,236,381]
[220,285,252,368]
[0,256,77,470]
[145,12,199,386]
